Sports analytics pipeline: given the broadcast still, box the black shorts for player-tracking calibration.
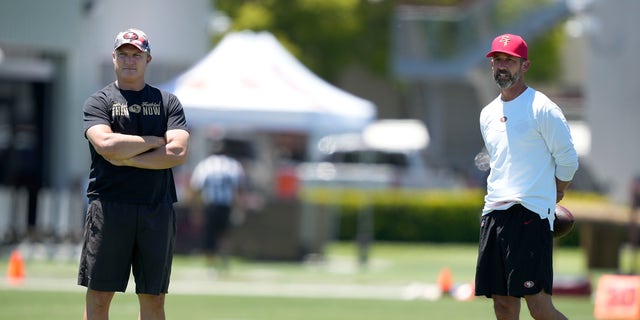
[203,204,232,252]
[77,199,176,295]
[475,204,554,298]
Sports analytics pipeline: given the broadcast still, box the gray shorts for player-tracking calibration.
[475,204,554,298]
[77,199,176,295]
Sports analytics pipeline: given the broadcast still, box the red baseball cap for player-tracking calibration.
[486,34,528,60]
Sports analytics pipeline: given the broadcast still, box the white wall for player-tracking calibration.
[584,0,640,202]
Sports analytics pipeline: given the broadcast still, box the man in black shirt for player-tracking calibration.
[78,28,190,320]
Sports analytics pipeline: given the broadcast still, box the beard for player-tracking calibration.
[493,69,521,89]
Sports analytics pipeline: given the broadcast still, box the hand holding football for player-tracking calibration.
[554,204,575,238]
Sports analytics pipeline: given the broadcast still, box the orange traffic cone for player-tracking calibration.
[438,267,454,294]
[6,250,26,285]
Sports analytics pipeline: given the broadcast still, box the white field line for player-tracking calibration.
[1,243,443,301]
[0,276,438,301]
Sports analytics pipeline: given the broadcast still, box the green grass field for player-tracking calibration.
[0,242,601,319]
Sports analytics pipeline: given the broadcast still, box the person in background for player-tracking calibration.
[78,28,190,320]
[474,33,579,320]
[190,139,245,274]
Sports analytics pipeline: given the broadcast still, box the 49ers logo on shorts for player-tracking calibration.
[524,281,535,288]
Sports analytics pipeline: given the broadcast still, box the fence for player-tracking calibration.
[0,187,85,244]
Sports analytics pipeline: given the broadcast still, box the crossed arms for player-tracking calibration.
[86,124,189,169]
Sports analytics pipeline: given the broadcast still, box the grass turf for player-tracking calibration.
[0,242,598,319]
[0,289,595,320]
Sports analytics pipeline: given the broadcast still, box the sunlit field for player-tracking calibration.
[0,242,602,319]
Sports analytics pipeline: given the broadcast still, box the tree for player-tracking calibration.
[214,0,562,83]
[215,0,392,82]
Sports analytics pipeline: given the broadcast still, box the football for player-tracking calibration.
[553,204,575,238]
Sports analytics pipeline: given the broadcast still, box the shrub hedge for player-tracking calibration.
[300,187,581,246]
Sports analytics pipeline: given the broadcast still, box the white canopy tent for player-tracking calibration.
[160,32,377,259]
[161,31,376,135]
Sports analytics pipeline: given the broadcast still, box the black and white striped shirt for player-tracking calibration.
[190,155,244,205]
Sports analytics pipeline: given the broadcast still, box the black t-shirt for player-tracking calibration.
[83,82,188,204]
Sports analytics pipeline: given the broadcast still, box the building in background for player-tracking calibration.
[0,0,212,240]
[581,0,640,202]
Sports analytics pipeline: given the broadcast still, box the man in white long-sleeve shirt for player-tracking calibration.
[474,34,579,320]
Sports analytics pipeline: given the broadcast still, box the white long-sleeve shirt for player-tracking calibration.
[479,87,579,229]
